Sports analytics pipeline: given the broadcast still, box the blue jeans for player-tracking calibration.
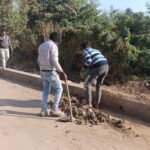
[40,71,63,112]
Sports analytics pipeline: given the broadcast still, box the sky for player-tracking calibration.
[98,0,150,12]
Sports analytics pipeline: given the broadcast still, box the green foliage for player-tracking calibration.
[134,50,150,75]
[130,75,140,81]
[0,0,150,82]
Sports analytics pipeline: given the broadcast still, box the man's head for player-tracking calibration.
[80,41,91,50]
[49,32,61,44]
[0,29,6,36]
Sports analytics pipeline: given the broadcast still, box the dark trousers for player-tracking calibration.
[84,64,109,106]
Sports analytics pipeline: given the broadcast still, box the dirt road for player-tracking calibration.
[0,78,150,150]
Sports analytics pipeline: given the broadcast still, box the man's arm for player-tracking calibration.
[50,46,63,73]
[50,46,67,80]
[37,47,40,65]
[83,50,92,67]
[8,36,13,53]
[51,53,63,73]
[37,55,39,65]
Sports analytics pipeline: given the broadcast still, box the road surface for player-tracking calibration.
[0,78,150,150]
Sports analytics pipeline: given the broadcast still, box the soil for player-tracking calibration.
[103,80,150,102]
[56,96,128,127]
[58,95,139,137]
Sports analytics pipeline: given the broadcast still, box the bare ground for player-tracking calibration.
[0,78,150,150]
[103,80,150,102]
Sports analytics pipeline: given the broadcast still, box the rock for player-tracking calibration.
[135,134,139,137]
[65,130,71,134]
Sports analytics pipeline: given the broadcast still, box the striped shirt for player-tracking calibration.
[83,47,107,67]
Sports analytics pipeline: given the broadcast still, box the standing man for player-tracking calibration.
[81,41,109,108]
[0,29,13,69]
[38,32,67,117]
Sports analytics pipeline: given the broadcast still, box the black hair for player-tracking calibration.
[49,32,61,43]
[0,29,6,32]
[80,41,91,49]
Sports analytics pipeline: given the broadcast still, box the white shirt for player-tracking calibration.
[38,40,63,72]
[0,36,6,40]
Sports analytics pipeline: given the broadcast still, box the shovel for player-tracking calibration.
[58,77,74,122]
[65,77,73,122]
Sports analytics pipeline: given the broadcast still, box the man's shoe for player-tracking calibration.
[50,109,65,117]
[39,111,49,117]
[80,100,92,108]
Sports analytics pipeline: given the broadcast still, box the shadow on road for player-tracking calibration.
[0,109,57,121]
[0,99,41,108]
[0,98,56,120]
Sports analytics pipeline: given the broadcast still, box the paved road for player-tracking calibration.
[0,78,150,150]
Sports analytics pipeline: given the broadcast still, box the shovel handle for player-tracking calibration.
[64,77,73,122]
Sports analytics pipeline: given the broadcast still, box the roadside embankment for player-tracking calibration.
[0,68,149,122]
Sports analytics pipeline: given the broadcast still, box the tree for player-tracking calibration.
[0,0,25,47]
[1,0,149,81]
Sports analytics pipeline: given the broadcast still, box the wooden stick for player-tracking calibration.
[65,78,73,122]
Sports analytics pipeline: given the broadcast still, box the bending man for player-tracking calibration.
[81,41,109,108]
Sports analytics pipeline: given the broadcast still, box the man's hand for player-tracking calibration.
[80,67,91,80]
[10,50,13,56]
[59,72,67,80]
